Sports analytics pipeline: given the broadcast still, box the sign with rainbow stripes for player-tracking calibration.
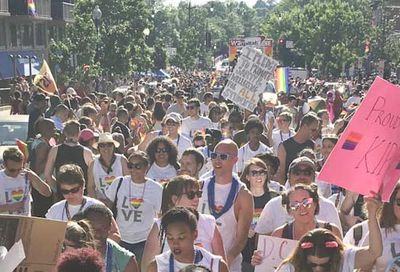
[275,67,289,94]
[319,77,400,201]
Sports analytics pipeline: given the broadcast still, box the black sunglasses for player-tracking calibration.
[186,105,197,110]
[291,167,313,176]
[156,148,168,153]
[98,143,114,148]
[60,186,82,195]
[184,190,203,200]
[128,162,145,170]
[250,170,267,177]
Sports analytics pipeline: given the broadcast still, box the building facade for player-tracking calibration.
[0,0,74,81]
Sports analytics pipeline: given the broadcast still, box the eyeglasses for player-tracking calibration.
[210,152,232,161]
[186,105,197,110]
[156,147,168,153]
[60,186,82,195]
[98,143,114,148]
[308,261,330,269]
[250,170,267,177]
[289,197,314,211]
[127,162,145,170]
[183,190,203,200]
[291,167,314,176]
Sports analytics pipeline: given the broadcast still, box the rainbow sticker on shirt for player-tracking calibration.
[251,208,263,229]
[130,198,143,209]
[342,132,363,151]
[214,205,224,213]
[104,176,115,185]
[11,189,24,202]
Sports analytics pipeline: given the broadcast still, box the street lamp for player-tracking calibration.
[9,54,21,79]
[24,55,37,84]
[92,5,102,35]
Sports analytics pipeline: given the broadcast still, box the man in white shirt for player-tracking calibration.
[181,98,212,140]
[235,118,273,174]
[255,156,342,236]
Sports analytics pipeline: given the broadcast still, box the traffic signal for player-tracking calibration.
[278,38,285,46]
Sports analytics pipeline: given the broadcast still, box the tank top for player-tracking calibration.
[282,221,333,240]
[157,213,215,253]
[155,246,220,272]
[93,154,124,199]
[54,143,88,180]
[282,137,315,174]
[199,175,245,272]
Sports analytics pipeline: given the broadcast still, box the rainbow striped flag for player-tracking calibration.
[27,0,37,16]
[16,139,29,162]
[275,67,290,94]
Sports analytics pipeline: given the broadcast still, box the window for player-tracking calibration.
[35,23,45,46]
[0,21,6,47]
[21,24,33,47]
[10,24,18,47]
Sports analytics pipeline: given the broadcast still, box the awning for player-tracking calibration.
[0,51,41,80]
[153,69,170,79]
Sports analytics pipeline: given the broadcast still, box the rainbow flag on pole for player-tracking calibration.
[27,0,37,16]
[275,67,290,94]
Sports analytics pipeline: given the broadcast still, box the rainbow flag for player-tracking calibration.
[16,139,29,162]
[27,0,37,16]
[275,67,290,94]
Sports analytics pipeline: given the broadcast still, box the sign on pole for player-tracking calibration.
[254,235,298,272]
[222,46,278,112]
[229,36,274,61]
[319,77,400,201]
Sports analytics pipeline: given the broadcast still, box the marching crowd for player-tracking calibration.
[2,73,400,272]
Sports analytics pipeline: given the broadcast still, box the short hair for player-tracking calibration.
[82,204,113,226]
[182,148,205,169]
[57,164,85,186]
[64,120,80,137]
[161,206,198,232]
[244,118,264,134]
[300,113,320,127]
[79,116,92,128]
[116,107,128,118]
[322,135,339,145]
[81,105,98,117]
[56,247,104,272]
[279,112,293,123]
[203,92,213,100]
[36,118,55,135]
[187,98,200,108]
[54,104,69,114]
[65,220,96,250]
[3,147,24,163]
[254,153,280,176]
[128,150,150,167]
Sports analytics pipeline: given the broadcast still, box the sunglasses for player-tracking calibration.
[291,167,313,176]
[156,147,168,153]
[210,152,231,161]
[183,190,203,200]
[127,162,145,170]
[186,105,197,110]
[289,197,314,211]
[250,170,267,177]
[98,143,114,148]
[60,186,82,195]
[308,261,330,269]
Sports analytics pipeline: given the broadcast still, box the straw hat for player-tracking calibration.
[93,133,120,149]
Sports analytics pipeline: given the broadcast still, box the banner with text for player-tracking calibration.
[319,77,400,201]
[254,235,298,272]
[222,46,278,112]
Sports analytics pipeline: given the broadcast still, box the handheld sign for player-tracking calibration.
[222,46,278,112]
[254,235,298,272]
[319,77,400,201]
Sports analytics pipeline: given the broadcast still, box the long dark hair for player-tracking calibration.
[146,136,179,170]
[278,228,344,272]
[380,182,400,232]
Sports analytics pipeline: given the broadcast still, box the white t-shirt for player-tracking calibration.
[181,116,212,139]
[255,194,342,235]
[359,224,400,272]
[92,154,124,200]
[46,196,103,221]
[275,247,357,272]
[200,103,210,117]
[146,163,177,183]
[271,129,294,155]
[343,220,368,247]
[171,134,192,159]
[0,170,31,216]
[235,142,273,173]
[105,176,162,243]
[166,103,187,117]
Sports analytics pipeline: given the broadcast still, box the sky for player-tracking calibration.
[162,0,259,8]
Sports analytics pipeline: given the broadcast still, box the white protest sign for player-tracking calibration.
[254,235,298,272]
[222,46,279,111]
[0,240,25,272]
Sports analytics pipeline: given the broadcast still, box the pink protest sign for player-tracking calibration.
[319,77,400,201]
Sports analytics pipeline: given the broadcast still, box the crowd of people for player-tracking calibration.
[1,72,400,272]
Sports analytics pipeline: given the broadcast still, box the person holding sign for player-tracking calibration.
[147,207,229,272]
[274,192,382,272]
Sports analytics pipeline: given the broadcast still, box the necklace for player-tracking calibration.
[129,178,147,209]
[207,176,238,219]
[169,248,202,272]
[63,197,87,220]
[280,130,291,142]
